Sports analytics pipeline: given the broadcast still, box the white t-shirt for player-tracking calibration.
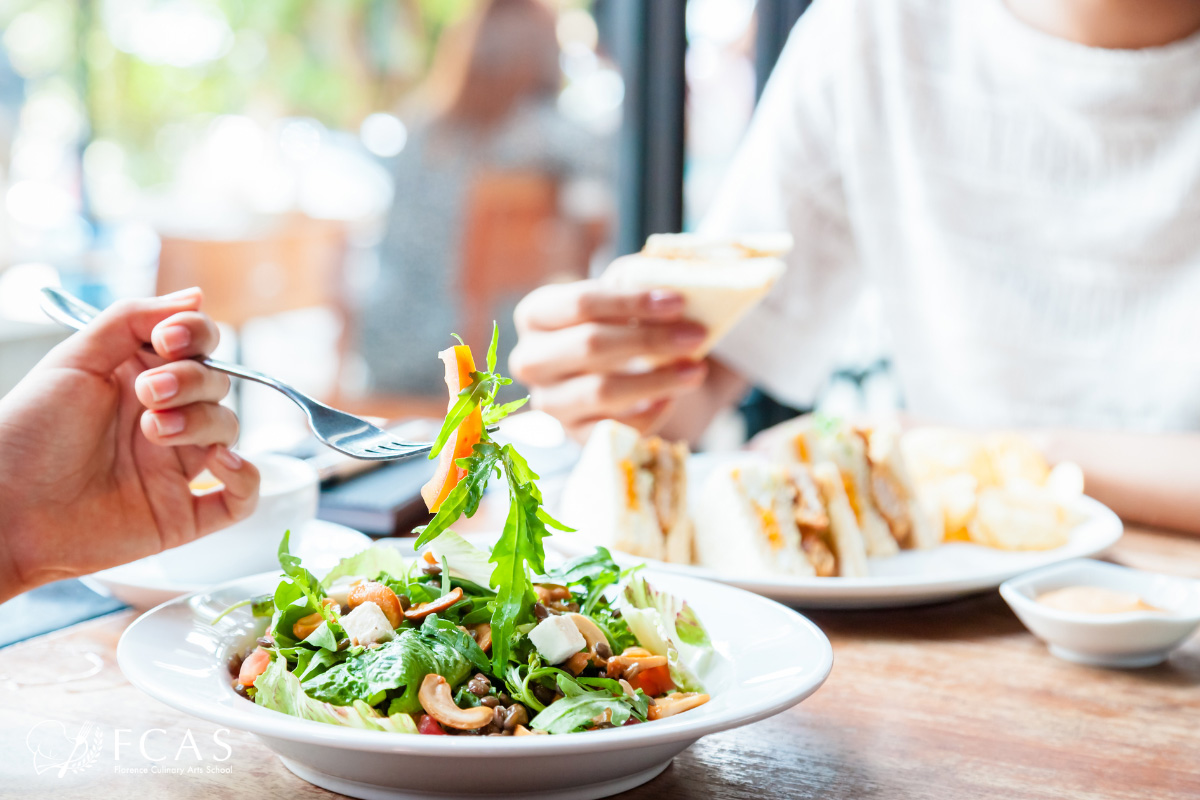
[706,0,1200,432]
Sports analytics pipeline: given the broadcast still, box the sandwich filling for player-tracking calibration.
[619,435,689,547]
[730,465,838,578]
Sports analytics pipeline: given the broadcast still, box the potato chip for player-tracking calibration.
[967,486,1072,551]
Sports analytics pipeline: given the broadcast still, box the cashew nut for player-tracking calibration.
[405,587,464,621]
[417,674,494,730]
[646,692,710,720]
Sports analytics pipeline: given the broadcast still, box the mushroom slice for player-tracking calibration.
[417,674,494,730]
[405,587,464,622]
[646,692,710,720]
[604,654,668,680]
[564,613,612,672]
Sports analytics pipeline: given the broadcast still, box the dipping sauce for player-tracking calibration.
[1037,586,1162,615]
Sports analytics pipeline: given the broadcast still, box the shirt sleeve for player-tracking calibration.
[701,0,865,409]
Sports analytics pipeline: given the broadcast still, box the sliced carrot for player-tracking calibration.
[421,345,484,512]
[627,664,674,698]
[238,647,271,687]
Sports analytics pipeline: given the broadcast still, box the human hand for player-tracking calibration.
[509,280,709,441]
[0,289,260,600]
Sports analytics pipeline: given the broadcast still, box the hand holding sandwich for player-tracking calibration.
[510,280,710,440]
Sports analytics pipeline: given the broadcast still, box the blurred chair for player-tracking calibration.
[155,215,348,417]
[156,215,348,340]
[458,170,590,348]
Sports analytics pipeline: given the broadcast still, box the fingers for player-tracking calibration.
[193,445,261,536]
[47,288,204,374]
[565,398,676,443]
[140,402,239,448]
[509,321,706,384]
[530,360,707,424]
[149,310,221,361]
[135,360,231,411]
[514,280,686,332]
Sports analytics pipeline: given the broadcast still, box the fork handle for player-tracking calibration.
[197,356,312,408]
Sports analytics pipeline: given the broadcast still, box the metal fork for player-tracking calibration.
[41,287,473,462]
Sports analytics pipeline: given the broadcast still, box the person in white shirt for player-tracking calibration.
[0,291,260,603]
[508,0,1200,534]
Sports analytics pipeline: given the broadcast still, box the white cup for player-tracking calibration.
[157,453,319,585]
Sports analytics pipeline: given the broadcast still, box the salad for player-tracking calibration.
[220,328,714,736]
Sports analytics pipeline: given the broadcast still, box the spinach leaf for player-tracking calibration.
[254,657,417,733]
[301,628,471,715]
[419,614,491,674]
[528,690,642,734]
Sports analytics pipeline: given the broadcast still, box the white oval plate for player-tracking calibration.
[549,489,1123,610]
[117,570,832,800]
[89,520,371,610]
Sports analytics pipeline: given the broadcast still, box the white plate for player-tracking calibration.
[547,455,1123,609]
[89,520,372,610]
[117,570,832,800]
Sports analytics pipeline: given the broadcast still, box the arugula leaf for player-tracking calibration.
[428,375,491,460]
[482,396,529,426]
[486,321,499,373]
[273,531,345,649]
[413,443,502,548]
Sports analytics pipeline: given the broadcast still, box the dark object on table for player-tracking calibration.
[0,579,126,648]
[318,456,437,536]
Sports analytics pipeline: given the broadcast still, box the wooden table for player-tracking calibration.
[3,525,1198,799]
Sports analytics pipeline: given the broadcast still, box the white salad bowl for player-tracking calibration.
[117,569,833,800]
[1000,559,1200,668]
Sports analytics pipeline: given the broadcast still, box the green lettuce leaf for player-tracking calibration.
[301,628,471,715]
[616,575,712,693]
[428,531,495,587]
[320,543,412,589]
[254,656,417,733]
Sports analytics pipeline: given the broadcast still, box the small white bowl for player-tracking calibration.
[1000,559,1200,668]
[156,453,319,584]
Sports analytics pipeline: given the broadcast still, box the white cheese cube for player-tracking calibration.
[340,601,396,647]
[528,615,586,664]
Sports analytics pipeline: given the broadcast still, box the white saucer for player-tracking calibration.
[87,520,372,610]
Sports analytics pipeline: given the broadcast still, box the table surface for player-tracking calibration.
[3,523,1198,800]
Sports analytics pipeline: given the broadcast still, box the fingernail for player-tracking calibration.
[156,325,191,354]
[646,290,683,312]
[215,445,243,470]
[161,287,202,302]
[152,410,186,437]
[673,326,706,346]
[677,361,705,377]
[143,372,178,402]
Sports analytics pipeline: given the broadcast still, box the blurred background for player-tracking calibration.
[0,0,887,458]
